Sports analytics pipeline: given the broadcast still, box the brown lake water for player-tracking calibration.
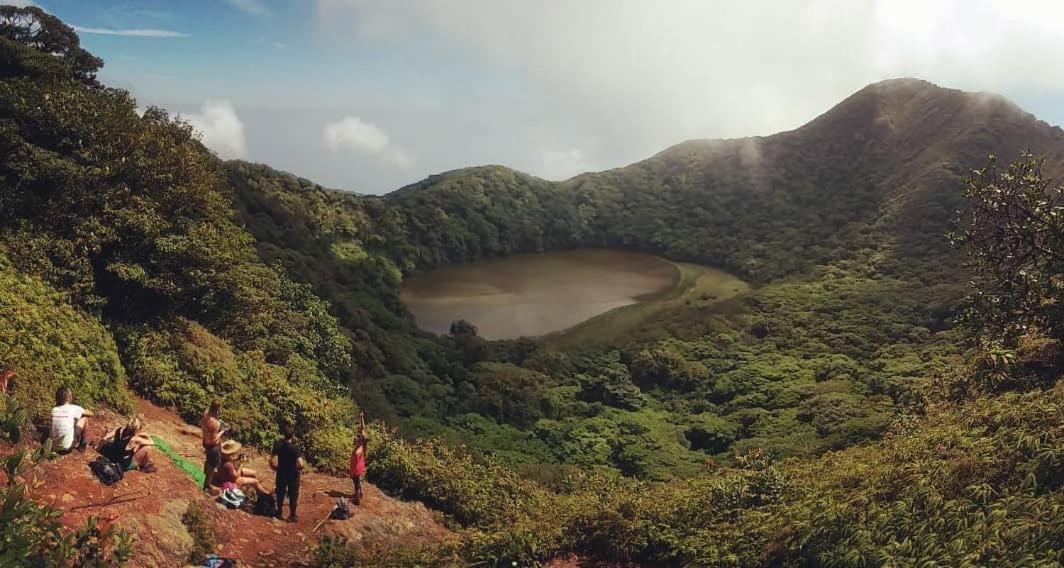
[400,249,681,339]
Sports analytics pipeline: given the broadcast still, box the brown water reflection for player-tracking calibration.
[400,249,680,339]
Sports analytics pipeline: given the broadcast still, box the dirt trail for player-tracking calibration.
[23,399,450,567]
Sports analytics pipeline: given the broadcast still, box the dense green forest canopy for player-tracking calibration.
[224,74,1064,477]
[3,8,1064,565]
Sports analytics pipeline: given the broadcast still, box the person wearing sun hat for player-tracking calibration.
[212,439,268,495]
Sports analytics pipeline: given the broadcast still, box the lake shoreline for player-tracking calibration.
[400,249,746,341]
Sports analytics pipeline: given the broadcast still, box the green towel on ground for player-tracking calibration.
[152,435,205,486]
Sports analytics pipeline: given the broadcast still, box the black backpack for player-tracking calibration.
[201,554,237,568]
[89,456,124,486]
[330,498,352,520]
[252,493,278,517]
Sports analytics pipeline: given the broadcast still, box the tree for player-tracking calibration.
[470,363,548,427]
[950,153,1064,345]
[449,319,486,365]
[0,5,102,83]
[578,352,644,410]
[630,344,709,389]
[449,319,479,337]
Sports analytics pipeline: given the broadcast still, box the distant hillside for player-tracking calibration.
[224,78,1064,478]
[233,80,1064,305]
[222,78,1064,563]
[234,79,1064,277]
[362,78,1063,283]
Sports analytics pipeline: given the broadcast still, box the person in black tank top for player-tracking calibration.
[100,427,134,468]
[270,423,305,522]
[99,417,157,472]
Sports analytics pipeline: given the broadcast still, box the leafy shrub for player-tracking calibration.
[310,536,361,567]
[631,345,710,389]
[181,501,215,565]
[124,320,359,468]
[312,535,464,568]
[684,413,739,453]
[0,254,134,420]
[951,153,1064,347]
[467,363,548,427]
[0,396,27,444]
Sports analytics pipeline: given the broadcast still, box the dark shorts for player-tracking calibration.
[205,445,221,468]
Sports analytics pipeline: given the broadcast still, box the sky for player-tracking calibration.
[13,0,1064,194]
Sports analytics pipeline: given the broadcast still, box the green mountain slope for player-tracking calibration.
[379,78,1064,283]
[0,8,358,467]
[226,77,1064,476]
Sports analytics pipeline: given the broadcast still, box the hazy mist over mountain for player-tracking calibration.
[39,0,1064,193]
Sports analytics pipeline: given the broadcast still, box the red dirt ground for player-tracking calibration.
[19,399,450,567]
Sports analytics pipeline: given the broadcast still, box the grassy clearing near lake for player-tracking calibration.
[544,262,750,351]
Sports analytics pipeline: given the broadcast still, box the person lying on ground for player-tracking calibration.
[99,416,157,473]
[270,422,305,523]
[200,399,228,491]
[349,411,367,505]
[50,386,93,454]
[213,440,268,495]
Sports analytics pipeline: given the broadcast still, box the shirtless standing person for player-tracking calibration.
[200,400,227,490]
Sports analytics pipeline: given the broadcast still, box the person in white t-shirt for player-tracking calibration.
[50,387,93,453]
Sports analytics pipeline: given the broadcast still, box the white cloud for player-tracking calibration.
[314,0,1064,175]
[324,116,413,169]
[73,26,188,38]
[6,0,35,7]
[183,101,248,160]
[224,0,269,16]
[538,149,595,181]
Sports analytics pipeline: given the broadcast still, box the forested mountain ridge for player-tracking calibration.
[226,77,1064,477]
[628,78,1064,274]
[229,77,1064,335]
[226,78,1064,564]
[372,78,1064,282]
[234,78,1064,289]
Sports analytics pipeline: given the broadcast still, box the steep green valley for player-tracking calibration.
[2,6,1064,566]
[226,76,1064,478]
